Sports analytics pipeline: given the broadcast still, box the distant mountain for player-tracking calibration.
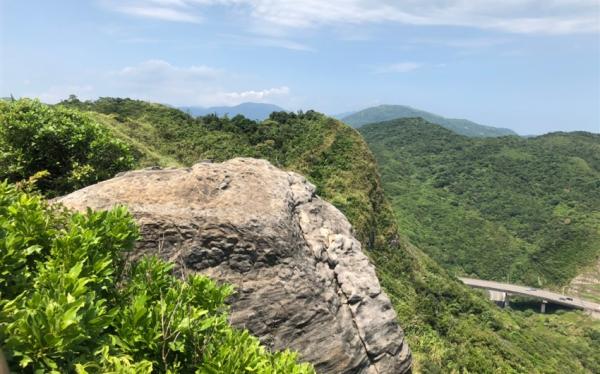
[331,110,357,120]
[342,104,517,137]
[180,102,285,121]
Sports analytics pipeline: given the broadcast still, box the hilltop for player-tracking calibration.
[343,104,517,137]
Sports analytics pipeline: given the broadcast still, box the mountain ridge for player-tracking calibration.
[180,102,285,121]
[343,104,517,137]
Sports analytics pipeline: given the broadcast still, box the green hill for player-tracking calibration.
[50,98,600,372]
[360,118,600,291]
[343,104,517,137]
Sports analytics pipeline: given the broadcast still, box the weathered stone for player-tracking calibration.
[56,158,411,373]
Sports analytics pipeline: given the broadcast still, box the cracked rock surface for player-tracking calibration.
[57,158,411,373]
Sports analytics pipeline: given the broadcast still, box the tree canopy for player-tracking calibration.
[0,99,134,196]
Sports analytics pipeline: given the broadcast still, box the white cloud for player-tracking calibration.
[209,86,290,105]
[220,34,314,51]
[103,0,600,35]
[110,60,243,105]
[248,37,314,52]
[375,62,422,74]
[112,4,201,22]
[114,59,222,82]
[26,85,95,104]
[29,60,290,106]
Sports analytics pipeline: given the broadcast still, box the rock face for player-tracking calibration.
[57,158,411,373]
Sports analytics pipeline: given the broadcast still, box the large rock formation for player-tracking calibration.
[56,158,411,373]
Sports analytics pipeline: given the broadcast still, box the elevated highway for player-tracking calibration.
[459,277,600,316]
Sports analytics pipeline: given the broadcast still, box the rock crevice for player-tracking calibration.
[57,158,411,373]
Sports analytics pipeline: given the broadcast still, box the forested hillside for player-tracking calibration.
[360,118,600,292]
[343,104,517,137]
[1,98,598,372]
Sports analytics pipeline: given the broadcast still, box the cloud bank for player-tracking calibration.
[32,60,290,107]
[104,0,600,35]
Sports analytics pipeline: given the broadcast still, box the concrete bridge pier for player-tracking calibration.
[488,290,509,308]
[541,300,547,313]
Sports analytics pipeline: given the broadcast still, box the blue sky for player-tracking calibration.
[1,0,599,134]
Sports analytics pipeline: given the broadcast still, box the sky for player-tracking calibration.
[1,0,599,135]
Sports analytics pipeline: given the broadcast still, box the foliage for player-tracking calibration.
[58,98,600,373]
[0,182,314,373]
[60,97,393,250]
[342,104,516,137]
[0,99,135,197]
[360,118,600,288]
[374,240,600,373]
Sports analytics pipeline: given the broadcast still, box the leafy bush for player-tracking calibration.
[0,99,134,196]
[0,182,314,373]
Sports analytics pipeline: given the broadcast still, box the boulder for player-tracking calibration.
[56,158,411,373]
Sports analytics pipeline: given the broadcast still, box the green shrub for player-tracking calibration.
[0,182,314,373]
[0,99,134,196]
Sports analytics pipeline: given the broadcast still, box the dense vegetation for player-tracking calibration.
[0,182,314,373]
[55,97,600,372]
[342,104,516,137]
[60,97,393,250]
[360,118,600,291]
[0,99,134,196]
